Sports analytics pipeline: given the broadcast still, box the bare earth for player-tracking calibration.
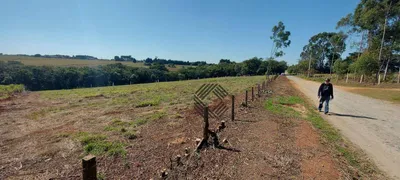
[1,77,350,179]
[288,76,400,179]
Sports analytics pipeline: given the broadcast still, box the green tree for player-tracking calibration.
[355,52,379,76]
[337,0,400,80]
[149,63,168,72]
[270,21,291,58]
[333,59,349,77]
[300,32,347,73]
[219,59,232,64]
[241,57,262,75]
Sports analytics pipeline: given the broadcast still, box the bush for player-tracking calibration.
[333,59,349,76]
[354,53,379,76]
[0,84,24,99]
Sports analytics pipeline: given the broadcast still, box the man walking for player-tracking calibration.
[318,78,334,114]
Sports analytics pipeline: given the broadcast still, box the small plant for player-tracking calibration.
[75,132,126,157]
[135,99,160,107]
[123,131,137,140]
[131,118,148,127]
[0,84,24,100]
[97,172,106,180]
[104,119,137,140]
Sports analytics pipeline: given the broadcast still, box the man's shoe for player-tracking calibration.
[324,112,328,115]
[318,109,322,112]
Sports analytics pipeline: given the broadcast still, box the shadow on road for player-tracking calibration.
[330,112,377,120]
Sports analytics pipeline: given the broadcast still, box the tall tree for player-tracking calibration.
[270,21,291,58]
[337,0,400,81]
[300,32,347,73]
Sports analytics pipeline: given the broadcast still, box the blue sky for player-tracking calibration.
[0,0,359,64]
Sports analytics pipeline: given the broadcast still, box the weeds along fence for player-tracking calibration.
[81,75,279,180]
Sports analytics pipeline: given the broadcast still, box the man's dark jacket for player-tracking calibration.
[318,83,334,98]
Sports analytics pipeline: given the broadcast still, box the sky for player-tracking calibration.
[0,0,360,64]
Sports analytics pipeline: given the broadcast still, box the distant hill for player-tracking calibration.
[0,55,186,71]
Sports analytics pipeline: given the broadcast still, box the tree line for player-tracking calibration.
[114,55,208,66]
[288,0,400,82]
[0,58,287,91]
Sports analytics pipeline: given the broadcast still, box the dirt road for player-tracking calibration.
[288,76,400,179]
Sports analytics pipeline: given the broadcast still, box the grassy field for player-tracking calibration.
[4,76,266,155]
[343,88,400,103]
[302,74,400,88]
[0,84,24,99]
[0,55,185,71]
[0,75,267,179]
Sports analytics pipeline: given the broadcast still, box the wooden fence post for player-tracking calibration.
[251,87,254,101]
[263,82,265,92]
[203,107,209,140]
[245,90,248,107]
[231,95,235,121]
[378,74,381,85]
[360,74,364,83]
[82,155,97,180]
[346,73,349,83]
[264,81,267,91]
[398,67,400,83]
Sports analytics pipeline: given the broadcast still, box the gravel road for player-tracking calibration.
[288,76,400,179]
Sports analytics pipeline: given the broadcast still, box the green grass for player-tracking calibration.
[103,112,166,140]
[104,119,137,140]
[264,96,304,118]
[276,96,303,105]
[75,132,126,157]
[39,76,267,109]
[0,84,24,99]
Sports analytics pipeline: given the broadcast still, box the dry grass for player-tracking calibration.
[344,88,400,103]
[298,74,400,103]
[0,55,187,71]
[302,74,400,88]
